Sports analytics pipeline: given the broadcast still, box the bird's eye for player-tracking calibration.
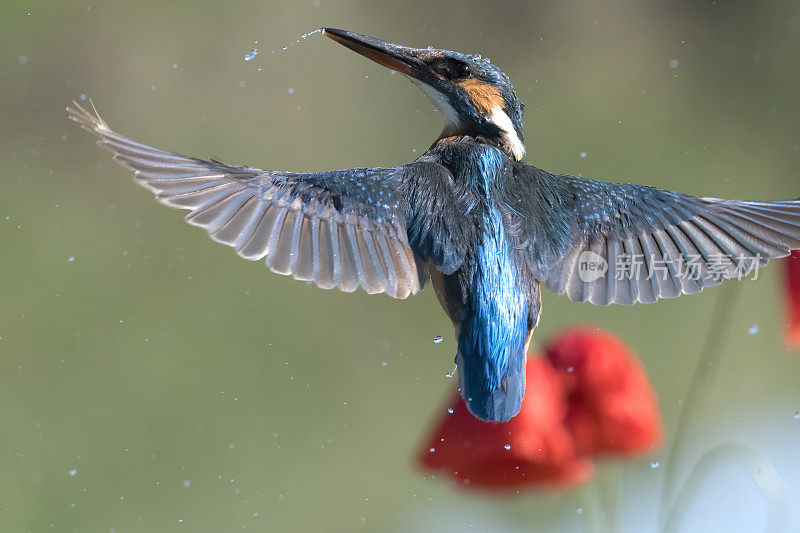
[429,59,471,80]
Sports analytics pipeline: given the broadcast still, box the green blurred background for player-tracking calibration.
[3,0,800,531]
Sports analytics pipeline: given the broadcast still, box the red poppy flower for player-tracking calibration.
[417,328,662,491]
[786,251,800,349]
[545,328,662,457]
[418,358,593,490]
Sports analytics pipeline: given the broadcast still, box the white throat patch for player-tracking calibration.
[485,107,525,161]
[412,79,462,133]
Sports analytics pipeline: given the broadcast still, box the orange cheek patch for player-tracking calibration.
[456,79,505,114]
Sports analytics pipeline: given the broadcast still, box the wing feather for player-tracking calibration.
[68,101,426,298]
[508,164,800,305]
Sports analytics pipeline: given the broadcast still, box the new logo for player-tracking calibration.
[577,251,608,282]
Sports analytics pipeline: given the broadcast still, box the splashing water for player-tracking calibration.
[271,28,325,54]
[244,29,325,73]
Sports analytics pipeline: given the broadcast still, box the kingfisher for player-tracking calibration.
[68,28,800,423]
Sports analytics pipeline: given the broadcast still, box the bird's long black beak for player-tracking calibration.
[324,28,424,78]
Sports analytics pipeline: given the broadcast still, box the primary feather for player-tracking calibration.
[67,101,429,299]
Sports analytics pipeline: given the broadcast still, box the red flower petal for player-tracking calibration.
[418,358,593,490]
[787,251,800,349]
[545,328,663,457]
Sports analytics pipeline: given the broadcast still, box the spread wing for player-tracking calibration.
[67,101,428,298]
[506,164,800,305]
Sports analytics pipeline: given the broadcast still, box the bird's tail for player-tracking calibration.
[456,348,526,423]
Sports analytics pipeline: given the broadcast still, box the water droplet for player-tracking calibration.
[433,335,443,344]
[18,54,29,64]
[576,507,583,515]
[504,444,511,451]
[669,59,679,69]
[794,411,800,420]
[748,324,759,335]
[80,94,87,101]
[244,48,258,61]
[182,479,191,487]
[287,87,295,94]
[429,447,436,453]
[68,256,75,262]
[238,80,246,88]
[579,152,587,158]
[650,461,660,469]
[447,408,454,414]
[68,468,77,477]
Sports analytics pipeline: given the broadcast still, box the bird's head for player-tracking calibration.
[325,28,525,160]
